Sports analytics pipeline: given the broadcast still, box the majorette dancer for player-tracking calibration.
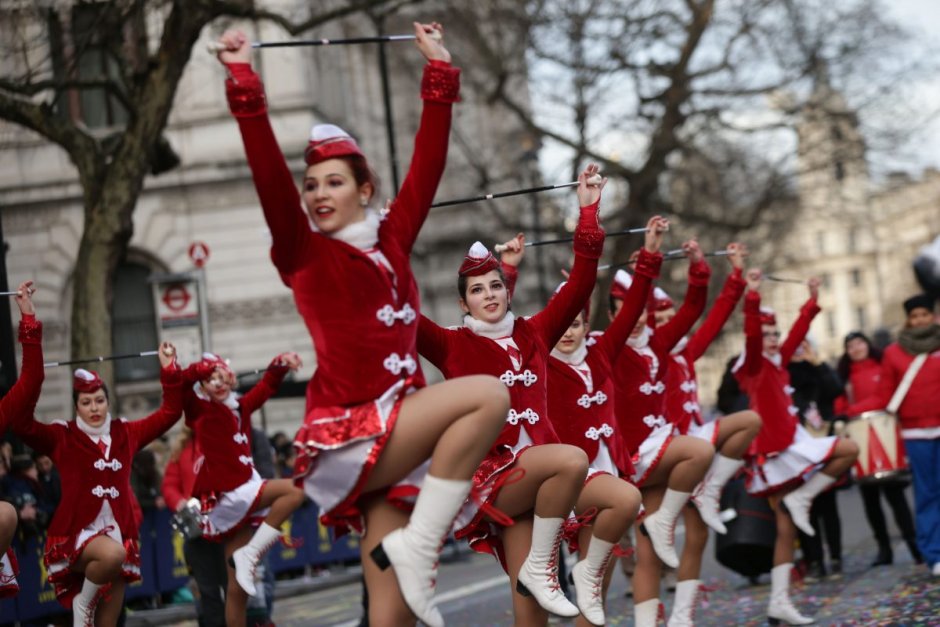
[652,244,762,626]
[543,216,667,626]
[733,270,858,624]
[6,285,183,626]
[608,240,715,626]
[417,165,607,624]
[0,281,43,600]
[181,351,304,626]
[216,25,509,627]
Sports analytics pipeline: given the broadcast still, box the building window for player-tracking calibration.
[851,268,862,287]
[856,306,866,330]
[111,262,159,383]
[49,4,131,129]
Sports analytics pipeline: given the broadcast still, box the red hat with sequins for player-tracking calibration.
[459,242,500,277]
[304,124,365,166]
[759,306,777,326]
[648,287,675,312]
[610,269,633,302]
[197,352,236,384]
[73,369,104,394]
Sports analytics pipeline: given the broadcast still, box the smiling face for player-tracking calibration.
[555,312,588,354]
[846,336,870,362]
[907,306,934,329]
[460,270,509,323]
[75,389,109,428]
[301,158,373,234]
[200,370,233,403]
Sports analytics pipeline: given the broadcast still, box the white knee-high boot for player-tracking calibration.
[767,563,814,625]
[516,515,580,618]
[668,579,702,626]
[72,578,102,627]
[640,489,690,568]
[635,597,662,627]
[371,475,471,627]
[691,454,744,534]
[571,536,615,625]
[231,522,282,596]
[782,473,835,537]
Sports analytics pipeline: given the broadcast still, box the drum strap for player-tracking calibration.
[887,353,928,414]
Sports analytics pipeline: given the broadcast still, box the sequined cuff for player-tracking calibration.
[727,267,746,296]
[18,316,42,345]
[688,259,712,286]
[160,362,182,385]
[633,249,663,280]
[421,61,461,103]
[225,63,267,117]
[573,200,604,259]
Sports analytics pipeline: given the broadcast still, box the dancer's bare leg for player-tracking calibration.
[575,475,642,542]
[677,506,709,581]
[502,517,549,627]
[634,486,664,603]
[223,526,253,627]
[713,410,761,459]
[574,527,620,627]
[819,438,858,478]
[0,503,15,554]
[491,445,589,518]
[360,494,416,627]
[644,435,713,493]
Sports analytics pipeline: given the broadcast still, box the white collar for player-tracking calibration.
[551,341,588,365]
[193,381,241,412]
[326,209,381,251]
[670,336,689,355]
[627,326,652,349]
[76,412,112,437]
[463,311,516,340]
[764,351,783,367]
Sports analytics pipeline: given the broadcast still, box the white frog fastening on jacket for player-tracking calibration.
[500,369,538,387]
[376,303,416,327]
[506,408,540,425]
[383,353,417,376]
[577,390,608,408]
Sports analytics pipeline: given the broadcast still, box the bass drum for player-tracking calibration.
[843,410,910,484]
[715,476,776,578]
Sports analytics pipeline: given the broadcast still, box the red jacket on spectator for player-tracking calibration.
[875,343,940,432]
[161,439,199,512]
[833,357,883,417]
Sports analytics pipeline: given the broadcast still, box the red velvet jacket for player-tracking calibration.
[226,60,459,440]
[613,260,711,454]
[183,361,288,496]
[9,330,183,545]
[734,291,821,454]
[0,315,44,433]
[418,201,605,450]
[833,357,883,417]
[547,248,662,476]
[667,268,746,434]
[874,341,940,431]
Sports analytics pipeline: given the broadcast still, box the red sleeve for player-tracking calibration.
[226,63,309,276]
[239,360,289,417]
[686,267,745,361]
[529,200,604,347]
[595,249,662,361]
[867,351,903,414]
[654,259,711,350]
[502,262,519,299]
[127,365,184,450]
[383,61,460,255]
[417,314,452,372]
[161,457,186,512]
[780,297,821,366]
[4,316,57,453]
[737,290,763,377]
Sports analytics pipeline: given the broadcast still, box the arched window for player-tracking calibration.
[111,262,159,382]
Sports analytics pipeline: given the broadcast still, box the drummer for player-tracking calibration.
[871,294,940,576]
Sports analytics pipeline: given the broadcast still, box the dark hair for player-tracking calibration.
[457,266,508,301]
[341,154,380,200]
[609,294,623,315]
[836,331,881,381]
[72,384,110,407]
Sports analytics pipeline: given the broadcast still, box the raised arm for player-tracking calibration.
[217,31,308,276]
[735,270,764,378]
[686,243,747,361]
[530,165,606,346]
[497,233,525,298]
[654,241,711,350]
[384,23,460,254]
[239,353,298,416]
[596,217,668,360]
[0,281,44,432]
[780,277,822,366]
[417,314,453,372]
[127,345,184,450]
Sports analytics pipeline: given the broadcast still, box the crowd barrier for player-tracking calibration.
[0,502,359,622]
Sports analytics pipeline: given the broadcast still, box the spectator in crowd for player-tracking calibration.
[788,338,846,580]
[1,454,54,538]
[132,447,167,512]
[33,451,61,510]
[872,294,940,576]
[835,331,921,567]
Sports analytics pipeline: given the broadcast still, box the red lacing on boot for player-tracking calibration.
[591,546,615,600]
[279,533,304,550]
[562,507,598,552]
[474,467,526,527]
[612,544,635,558]
[657,600,666,624]
[544,526,565,593]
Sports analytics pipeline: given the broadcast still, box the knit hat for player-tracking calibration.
[903,293,935,315]
[459,242,499,277]
[304,124,365,166]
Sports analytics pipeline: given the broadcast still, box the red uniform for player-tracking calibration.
[612,259,711,472]
[417,201,604,558]
[8,319,183,607]
[667,268,746,436]
[182,360,288,539]
[546,248,663,478]
[875,343,940,433]
[833,357,883,417]
[226,60,460,531]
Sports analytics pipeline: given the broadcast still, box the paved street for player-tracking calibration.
[134,484,939,626]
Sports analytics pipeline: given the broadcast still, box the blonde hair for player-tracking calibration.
[169,426,194,462]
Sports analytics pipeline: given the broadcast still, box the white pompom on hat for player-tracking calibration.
[610,269,633,301]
